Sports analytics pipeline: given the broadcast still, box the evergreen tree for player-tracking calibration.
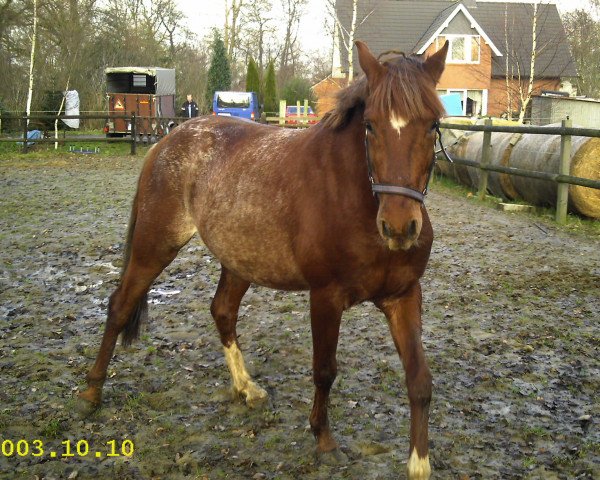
[281,77,313,107]
[205,31,232,110]
[263,60,278,113]
[245,57,261,98]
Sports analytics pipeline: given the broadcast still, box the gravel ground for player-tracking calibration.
[0,154,598,479]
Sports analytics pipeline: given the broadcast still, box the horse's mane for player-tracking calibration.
[322,54,445,130]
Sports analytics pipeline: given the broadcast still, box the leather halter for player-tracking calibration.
[365,121,453,203]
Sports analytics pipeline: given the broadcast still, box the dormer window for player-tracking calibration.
[437,35,480,63]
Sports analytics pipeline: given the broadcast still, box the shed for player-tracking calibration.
[530,95,600,128]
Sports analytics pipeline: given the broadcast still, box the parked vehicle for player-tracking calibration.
[213,92,260,121]
[285,105,318,125]
[104,67,177,140]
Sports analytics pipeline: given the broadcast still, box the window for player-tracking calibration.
[438,89,488,116]
[217,92,251,108]
[437,35,480,63]
[132,74,147,87]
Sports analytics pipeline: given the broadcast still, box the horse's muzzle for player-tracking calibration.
[380,218,421,251]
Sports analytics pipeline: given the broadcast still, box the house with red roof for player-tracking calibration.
[313,0,577,119]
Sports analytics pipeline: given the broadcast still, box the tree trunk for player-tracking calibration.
[504,3,513,120]
[347,0,358,82]
[518,1,538,123]
[26,0,38,126]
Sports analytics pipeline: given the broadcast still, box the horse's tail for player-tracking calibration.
[119,186,148,347]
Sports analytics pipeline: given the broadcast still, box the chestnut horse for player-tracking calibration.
[79,41,449,479]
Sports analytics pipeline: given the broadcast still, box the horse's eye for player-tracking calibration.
[365,121,374,134]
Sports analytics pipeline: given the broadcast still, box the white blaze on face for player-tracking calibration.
[407,449,431,480]
[390,112,408,136]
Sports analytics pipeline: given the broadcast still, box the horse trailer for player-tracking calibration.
[104,67,177,140]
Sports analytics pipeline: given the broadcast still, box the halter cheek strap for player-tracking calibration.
[365,121,452,203]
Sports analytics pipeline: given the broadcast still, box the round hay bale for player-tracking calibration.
[451,135,475,187]
[508,123,600,218]
[463,131,484,188]
[438,118,475,185]
[435,156,454,178]
[498,133,522,201]
[437,124,465,179]
[569,137,600,219]
[440,118,523,193]
[472,119,522,199]
[510,132,562,207]
[459,131,520,198]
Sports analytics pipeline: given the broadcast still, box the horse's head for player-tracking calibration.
[356,40,448,251]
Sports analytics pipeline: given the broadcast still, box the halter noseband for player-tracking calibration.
[365,121,453,203]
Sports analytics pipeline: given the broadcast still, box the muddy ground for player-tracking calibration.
[0,154,598,480]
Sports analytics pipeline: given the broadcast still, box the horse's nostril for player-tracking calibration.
[407,219,418,238]
[382,221,393,239]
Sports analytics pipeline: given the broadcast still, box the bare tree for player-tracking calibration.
[278,0,307,83]
[562,1,600,98]
[25,0,38,122]
[224,0,244,62]
[504,3,514,119]
[244,0,276,74]
[153,0,186,62]
[517,0,538,123]
[496,0,573,121]
[327,0,377,82]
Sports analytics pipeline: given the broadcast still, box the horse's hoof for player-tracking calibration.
[242,382,269,409]
[75,390,101,417]
[316,447,348,466]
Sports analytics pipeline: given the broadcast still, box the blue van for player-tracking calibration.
[213,91,260,121]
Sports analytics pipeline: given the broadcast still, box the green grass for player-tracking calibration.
[522,425,551,439]
[123,392,146,416]
[0,134,151,159]
[40,418,63,438]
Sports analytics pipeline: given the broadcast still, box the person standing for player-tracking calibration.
[181,94,199,119]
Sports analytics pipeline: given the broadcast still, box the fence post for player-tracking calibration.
[296,100,301,125]
[556,117,572,224]
[303,98,309,125]
[477,118,493,199]
[22,112,28,154]
[279,100,286,127]
[130,113,137,155]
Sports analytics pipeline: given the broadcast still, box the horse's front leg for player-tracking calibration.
[376,282,432,480]
[309,287,346,464]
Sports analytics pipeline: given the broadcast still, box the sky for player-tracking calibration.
[176,0,331,54]
[175,0,593,56]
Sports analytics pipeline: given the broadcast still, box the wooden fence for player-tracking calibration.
[2,112,598,224]
[0,114,185,155]
[439,118,600,224]
[264,100,322,127]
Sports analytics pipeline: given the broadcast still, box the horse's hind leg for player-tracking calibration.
[79,207,196,412]
[211,266,268,408]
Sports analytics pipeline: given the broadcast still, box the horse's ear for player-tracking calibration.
[424,40,449,84]
[356,40,384,84]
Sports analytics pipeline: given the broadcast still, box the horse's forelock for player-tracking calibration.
[323,55,444,130]
[372,57,445,122]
